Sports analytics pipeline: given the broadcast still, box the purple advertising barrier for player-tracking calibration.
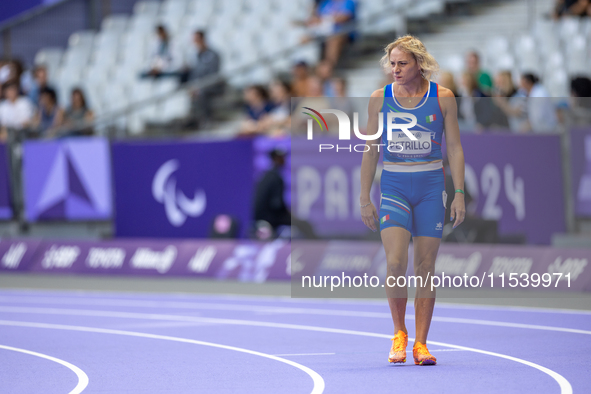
[1,238,590,291]
[2,238,288,282]
[22,137,112,222]
[291,241,591,293]
[291,136,381,236]
[215,239,291,281]
[0,144,12,219]
[570,129,591,217]
[112,140,254,239]
[444,134,566,245]
[480,245,591,292]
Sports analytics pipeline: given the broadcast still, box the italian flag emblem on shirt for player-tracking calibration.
[380,215,390,224]
[426,114,436,123]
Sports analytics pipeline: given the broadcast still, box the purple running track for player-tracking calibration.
[0,290,588,394]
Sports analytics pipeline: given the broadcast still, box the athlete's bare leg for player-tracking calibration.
[412,236,441,345]
[381,226,412,335]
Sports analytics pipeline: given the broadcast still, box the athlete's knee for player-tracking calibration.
[386,256,407,275]
[414,257,436,277]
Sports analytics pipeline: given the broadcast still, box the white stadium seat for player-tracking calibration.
[34,48,63,79]
[188,0,215,20]
[438,54,464,75]
[492,53,515,73]
[160,91,192,122]
[134,1,161,17]
[68,30,96,48]
[546,70,569,97]
[101,14,128,33]
[153,79,179,96]
[566,35,589,75]
[559,17,581,42]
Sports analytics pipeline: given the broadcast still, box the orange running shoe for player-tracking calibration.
[388,330,408,363]
[413,342,437,365]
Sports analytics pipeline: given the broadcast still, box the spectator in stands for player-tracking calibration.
[0,59,10,85]
[239,85,275,135]
[0,81,35,141]
[301,0,357,65]
[0,59,24,87]
[188,30,222,125]
[316,60,336,97]
[306,75,325,97]
[571,76,591,99]
[292,76,335,134]
[58,88,94,136]
[239,80,293,137]
[188,31,220,81]
[520,73,558,133]
[492,71,529,133]
[438,71,459,97]
[32,87,61,137]
[329,76,354,120]
[28,65,55,106]
[291,61,311,97]
[567,76,591,125]
[458,71,486,131]
[553,0,591,18]
[143,25,174,77]
[466,51,493,95]
[259,80,292,136]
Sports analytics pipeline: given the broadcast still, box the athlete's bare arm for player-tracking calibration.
[359,88,384,231]
[439,85,466,228]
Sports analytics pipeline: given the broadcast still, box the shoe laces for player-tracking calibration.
[392,331,407,352]
[414,342,431,356]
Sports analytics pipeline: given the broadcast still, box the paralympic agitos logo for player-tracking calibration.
[302,108,421,153]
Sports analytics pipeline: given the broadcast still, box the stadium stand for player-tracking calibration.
[0,0,584,138]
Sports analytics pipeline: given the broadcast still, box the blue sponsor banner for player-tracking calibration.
[0,144,12,219]
[22,137,112,221]
[112,139,254,238]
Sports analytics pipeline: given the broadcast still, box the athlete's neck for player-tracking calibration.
[393,78,429,98]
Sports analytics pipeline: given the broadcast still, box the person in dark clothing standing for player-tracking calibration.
[188,30,222,125]
[253,149,291,232]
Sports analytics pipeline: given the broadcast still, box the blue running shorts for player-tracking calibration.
[379,166,447,238]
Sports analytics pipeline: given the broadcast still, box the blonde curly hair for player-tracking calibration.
[380,35,440,81]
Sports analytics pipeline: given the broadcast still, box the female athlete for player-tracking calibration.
[360,35,466,366]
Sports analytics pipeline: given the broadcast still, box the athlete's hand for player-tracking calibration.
[361,202,379,232]
[450,194,466,229]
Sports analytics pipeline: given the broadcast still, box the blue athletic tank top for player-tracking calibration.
[381,81,444,163]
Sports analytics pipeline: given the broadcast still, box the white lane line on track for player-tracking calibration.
[274,353,336,356]
[0,344,89,394]
[0,305,589,336]
[2,294,591,315]
[0,320,325,394]
[0,310,573,394]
